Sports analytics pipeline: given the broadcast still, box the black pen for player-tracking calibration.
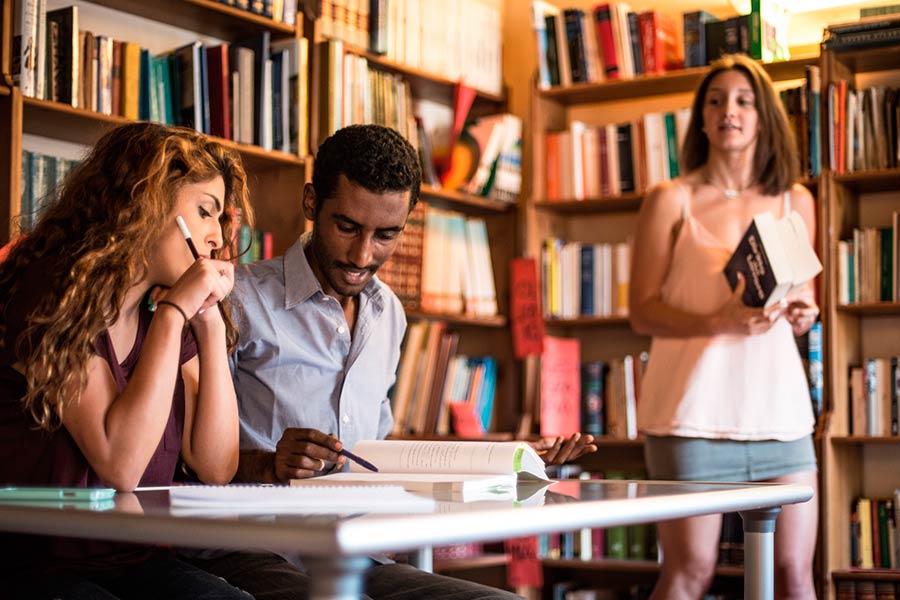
[339,448,379,473]
[175,216,201,259]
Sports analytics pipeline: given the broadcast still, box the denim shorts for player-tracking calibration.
[643,435,817,482]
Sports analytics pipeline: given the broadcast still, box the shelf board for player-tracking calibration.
[836,302,900,316]
[21,98,306,171]
[542,558,743,578]
[343,45,506,107]
[434,554,508,572]
[832,569,900,582]
[421,185,515,212]
[545,316,632,328]
[533,193,643,214]
[831,44,900,75]
[86,0,296,40]
[833,168,900,193]
[538,56,818,106]
[831,436,900,445]
[406,310,507,328]
[592,436,645,448]
[0,86,9,97]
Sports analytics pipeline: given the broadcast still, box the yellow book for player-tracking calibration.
[120,42,141,121]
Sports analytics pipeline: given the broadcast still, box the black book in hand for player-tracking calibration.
[723,211,822,308]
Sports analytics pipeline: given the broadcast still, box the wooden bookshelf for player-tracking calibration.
[820,38,900,600]
[86,0,297,40]
[533,193,643,214]
[421,184,516,213]
[544,316,632,328]
[342,44,506,107]
[406,310,507,328]
[836,303,900,316]
[537,56,818,106]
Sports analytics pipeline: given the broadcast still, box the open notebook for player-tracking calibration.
[168,484,435,515]
[291,440,550,502]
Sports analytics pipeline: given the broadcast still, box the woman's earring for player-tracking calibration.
[147,295,157,312]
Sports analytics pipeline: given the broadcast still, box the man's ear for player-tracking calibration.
[302,183,317,221]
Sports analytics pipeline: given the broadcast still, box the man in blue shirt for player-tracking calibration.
[191,125,593,599]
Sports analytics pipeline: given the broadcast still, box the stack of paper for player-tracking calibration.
[168,484,435,515]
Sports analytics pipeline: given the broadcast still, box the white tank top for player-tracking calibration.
[637,185,815,441]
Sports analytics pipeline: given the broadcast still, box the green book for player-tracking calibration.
[663,113,679,178]
[604,470,628,558]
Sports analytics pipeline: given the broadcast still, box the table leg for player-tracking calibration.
[739,507,782,600]
[408,546,433,573]
[306,556,371,600]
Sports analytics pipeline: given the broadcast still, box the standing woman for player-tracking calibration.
[629,54,819,600]
[0,122,253,599]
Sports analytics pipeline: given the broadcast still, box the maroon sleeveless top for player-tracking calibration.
[0,260,198,574]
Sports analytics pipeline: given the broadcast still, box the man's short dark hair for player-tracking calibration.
[312,124,421,214]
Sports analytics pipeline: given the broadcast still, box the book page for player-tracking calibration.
[292,472,519,502]
[350,440,549,480]
[168,484,435,515]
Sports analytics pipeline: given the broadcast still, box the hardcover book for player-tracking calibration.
[723,211,823,308]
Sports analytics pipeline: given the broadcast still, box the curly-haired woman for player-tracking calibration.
[0,122,253,599]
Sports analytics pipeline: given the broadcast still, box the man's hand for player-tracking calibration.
[532,433,598,465]
[274,428,346,482]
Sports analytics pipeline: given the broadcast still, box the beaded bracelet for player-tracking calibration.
[156,300,189,323]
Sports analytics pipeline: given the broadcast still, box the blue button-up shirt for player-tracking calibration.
[230,236,405,453]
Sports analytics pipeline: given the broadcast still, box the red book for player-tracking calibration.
[111,40,123,116]
[206,44,231,140]
[540,336,581,437]
[593,4,620,79]
[510,258,545,359]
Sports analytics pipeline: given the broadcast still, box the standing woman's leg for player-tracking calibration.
[649,513,723,600]
[769,470,818,600]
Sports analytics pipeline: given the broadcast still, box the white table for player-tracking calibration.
[0,480,812,600]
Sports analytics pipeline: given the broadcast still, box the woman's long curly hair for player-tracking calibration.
[0,122,254,430]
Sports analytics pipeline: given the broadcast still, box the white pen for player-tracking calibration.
[175,215,201,259]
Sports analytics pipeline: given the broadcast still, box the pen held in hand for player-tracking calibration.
[175,215,201,260]
[339,448,379,473]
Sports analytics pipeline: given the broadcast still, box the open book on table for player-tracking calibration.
[291,440,550,502]
[723,211,822,308]
[168,484,436,515]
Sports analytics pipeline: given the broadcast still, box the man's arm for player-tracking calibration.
[235,449,278,483]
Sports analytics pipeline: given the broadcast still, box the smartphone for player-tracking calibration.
[0,487,116,502]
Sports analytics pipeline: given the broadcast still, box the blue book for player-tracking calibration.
[580,244,594,316]
[138,49,151,121]
[683,10,717,68]
[807,321,823,420]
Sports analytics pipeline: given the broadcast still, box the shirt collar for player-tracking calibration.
[283,232,384,310]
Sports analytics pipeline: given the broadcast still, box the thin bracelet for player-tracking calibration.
[156,300,189,323]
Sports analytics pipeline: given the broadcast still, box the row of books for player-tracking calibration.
[13,4,309,154]
[836,580,900,600]
[318,39,416,145]
[19,150,79,232]
[236,224,275,263]
[530,1,789,90]
[214,0,298,25]
[850,492,900,569]
[379,203,498,318]
[437,113,523,203]
[541,239,631,320]
[542,72,821,201]
[836,217,900,305]
[543,115,682,200]
[848,357,900,438]
[317,0,370,49]
[366,0,503,96]
[541,337,645,440]
[390,320,497,437]
[827,83,900,175]
[824,14,900,52]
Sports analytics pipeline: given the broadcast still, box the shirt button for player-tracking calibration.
[342,414,350,424]
[337,325,346,334]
